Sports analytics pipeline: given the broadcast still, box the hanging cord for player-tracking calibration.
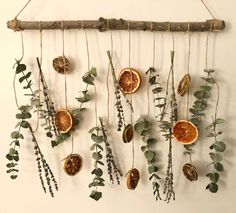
[84,26,98,127]
[147,22,156,116]
[13,31,25,109]
[200,0,216,20]
[32,23,43,133]
[61,21,68,109]
[106,20,113,123]
[205,32,209,70]
[127,21,135,169]
[14,0,32,19]
[186,25,191,121]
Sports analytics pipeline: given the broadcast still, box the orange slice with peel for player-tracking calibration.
[118,68,141,94]
[55,108,73,133]
[173,120,198,145]
[63,154,83,176]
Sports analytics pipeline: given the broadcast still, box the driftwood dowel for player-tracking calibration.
[7,17,225,32]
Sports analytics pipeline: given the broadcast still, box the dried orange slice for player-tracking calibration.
[177,74,191,96]
[122,124,133,143]
[55,109,73,133]
[126,168,140,190]
[173,120,198,144]
[183,163,198,182]
[53,56,71,74]
[64,154,83,176]
[118,68,141,94]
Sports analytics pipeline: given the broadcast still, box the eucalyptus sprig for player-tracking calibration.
[99,117,122,184]
[6,61,41,179]
[134,116,162,201]
[146,67,166,121]
[51,67,97,147]
[205,73,226,193]
[185,69,215,160]
[88,126,105,201]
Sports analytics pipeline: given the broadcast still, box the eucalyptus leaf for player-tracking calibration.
[152,87,162,94]
[146,138,157,146]
[194,90,207,99]
[91,134,104,143]
[16,64,26,74]
[89,190,102,201]
[144,150,155,161]
[92,152,103,161]
[214,162,224,172]
[209,152,223,162]
[206,172,219,183]
[206,183,218,193]
[214,118,225,124]
[213,141,226,152]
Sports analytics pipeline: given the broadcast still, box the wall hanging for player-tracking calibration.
[6,0,227,202]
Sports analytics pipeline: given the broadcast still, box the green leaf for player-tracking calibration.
[72,108,86,117]
[88,182,97,188]
[19,72,31,83]
[200,85,212,91]
[89,190,102,201]
[206,183,218,193]
[213,141,226,152]
[214,162,224,172]
[144,150,155,161]
[141,146,147,152]
[89,127,100,134]
[20,120,30,128]
[10,175,18,180]
[209,152,223,162]
[152,87,162,94]
[92,168,103,177]
[82,74,94,85]
[214,118,225,124]
[149,76,156,85]
[206,172,219,183]
[134,119,151,135]
[90,144,96,151]
[148,165,158,174]
[16,64,26,74]
[76,93,91,103]
[190,118,200,126]
[11,131,23,139]
[204,69,215,73]
[194,90,207,99]
[6,154,13,161]
[89,67,97,77]
[91,134,104,143]
[92,152,102,161]
[95,161,104,166]
[183,151,192,156]
[146,138,157,146]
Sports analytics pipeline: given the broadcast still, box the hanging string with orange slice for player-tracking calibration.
[52,22,82,176]
[123,21,140,190]
[173,25,199,181]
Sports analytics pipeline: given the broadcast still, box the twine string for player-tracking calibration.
[106,20,113,123]
[14,0,32,19]
[200,0,216,19]
[205,32,209,70]
[186,30,191,121]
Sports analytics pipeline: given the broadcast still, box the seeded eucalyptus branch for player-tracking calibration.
[99,117,122,184]
[205,73,226,193]
[88,126,105,201]
[51,67,97,147]
[106,50,133,131]
[134,116,162,201]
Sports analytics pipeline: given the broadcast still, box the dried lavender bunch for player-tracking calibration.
[36,58,58,138]
[99,117,122,184]
[106,50,133,131]
[29,125,58,197]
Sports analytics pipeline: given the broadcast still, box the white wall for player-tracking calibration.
[0,0,235,212]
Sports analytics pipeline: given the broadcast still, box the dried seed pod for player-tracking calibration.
[126,168,140,190]
[64,154,83,176]
[122,124,133,143]
[177,74,191,96]
[55,109,73,133]
[183,163,198,182]
[53,56,71,74]
[118,68,141,94]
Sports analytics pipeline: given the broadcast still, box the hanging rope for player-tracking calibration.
[14,0,32,19]
[186,27,191,121]
[200,0,216,20]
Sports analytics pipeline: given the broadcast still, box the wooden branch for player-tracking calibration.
[7,17,225,32]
